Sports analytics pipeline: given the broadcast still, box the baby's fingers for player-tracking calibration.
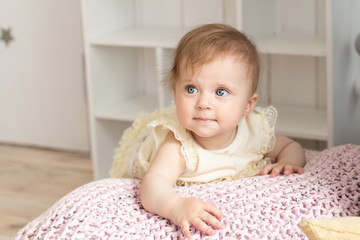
[203,202,223,220]
[259,164,282,177]
[283,165,304,176]
[269,166,282,177]
[283,165,294,176]
[259,164,274,175]
[293,166,304,174]
[191,217,217,236]
[200,211,226,230]
[180,222,191,238]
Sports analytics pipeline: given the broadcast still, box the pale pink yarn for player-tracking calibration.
[16,144,360,239]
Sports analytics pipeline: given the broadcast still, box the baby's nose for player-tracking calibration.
[196,94,212,110]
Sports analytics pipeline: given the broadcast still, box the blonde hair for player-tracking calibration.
[167,24,260,93]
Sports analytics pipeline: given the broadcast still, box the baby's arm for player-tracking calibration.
[139,132,225,238]
[260,134,306,177]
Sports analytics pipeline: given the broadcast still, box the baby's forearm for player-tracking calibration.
[140,173,180,219]
[276,141,306,167]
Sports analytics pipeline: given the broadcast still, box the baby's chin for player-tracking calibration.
[189,130,213,140]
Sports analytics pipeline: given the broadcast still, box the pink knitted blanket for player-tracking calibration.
[16,144,360,239]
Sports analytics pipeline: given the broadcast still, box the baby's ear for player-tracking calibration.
[244,93,258,116]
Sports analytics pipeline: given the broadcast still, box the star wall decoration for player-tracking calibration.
[1,27,14,47]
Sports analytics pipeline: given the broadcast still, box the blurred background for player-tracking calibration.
[0,1,89,152]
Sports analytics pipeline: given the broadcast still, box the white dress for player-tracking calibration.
[110,105,277,186]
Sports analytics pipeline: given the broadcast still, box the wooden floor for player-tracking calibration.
[0,144,94,240]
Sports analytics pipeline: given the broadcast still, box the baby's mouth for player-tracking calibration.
[194,117,215,123]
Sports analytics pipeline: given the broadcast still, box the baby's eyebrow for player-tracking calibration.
[181,77,194,83]
[215,81,233,88]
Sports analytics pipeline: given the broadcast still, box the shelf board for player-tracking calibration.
[89,27,189,49]
[276,106,327,141]
[95,99,327,141]
[256,35,326,57]
[95,96,328,140]
[89,27,326,57]
[94,95,158,122]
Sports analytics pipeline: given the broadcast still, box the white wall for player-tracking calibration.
[330,0,360,146]
[0,0,89,152]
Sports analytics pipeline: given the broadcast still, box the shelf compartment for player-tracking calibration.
[256,35,326,57]
[276,106,327,141]
[89,27,189,49]
[94,94,158,122]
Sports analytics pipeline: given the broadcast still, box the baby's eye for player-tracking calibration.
[186,86,198,94]
[216,89,229,96]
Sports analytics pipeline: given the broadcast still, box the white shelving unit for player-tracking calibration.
[81,0,332,179]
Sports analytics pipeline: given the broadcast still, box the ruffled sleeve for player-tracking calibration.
[255,106,277,154]
[110,106,175,178]
[148,113,199,172]
[243,106,277,155]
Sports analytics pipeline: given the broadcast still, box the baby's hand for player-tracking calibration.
[170,197,225,238]
[259,162,304,178]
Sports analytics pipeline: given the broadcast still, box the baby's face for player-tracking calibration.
[174,56,257,149]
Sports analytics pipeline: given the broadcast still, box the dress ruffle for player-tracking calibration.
[110,106,175,178]
[255,106,277,154]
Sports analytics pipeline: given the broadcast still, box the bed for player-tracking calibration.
[15,144,360,239]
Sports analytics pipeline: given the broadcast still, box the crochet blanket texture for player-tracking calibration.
[16,144,360,239]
